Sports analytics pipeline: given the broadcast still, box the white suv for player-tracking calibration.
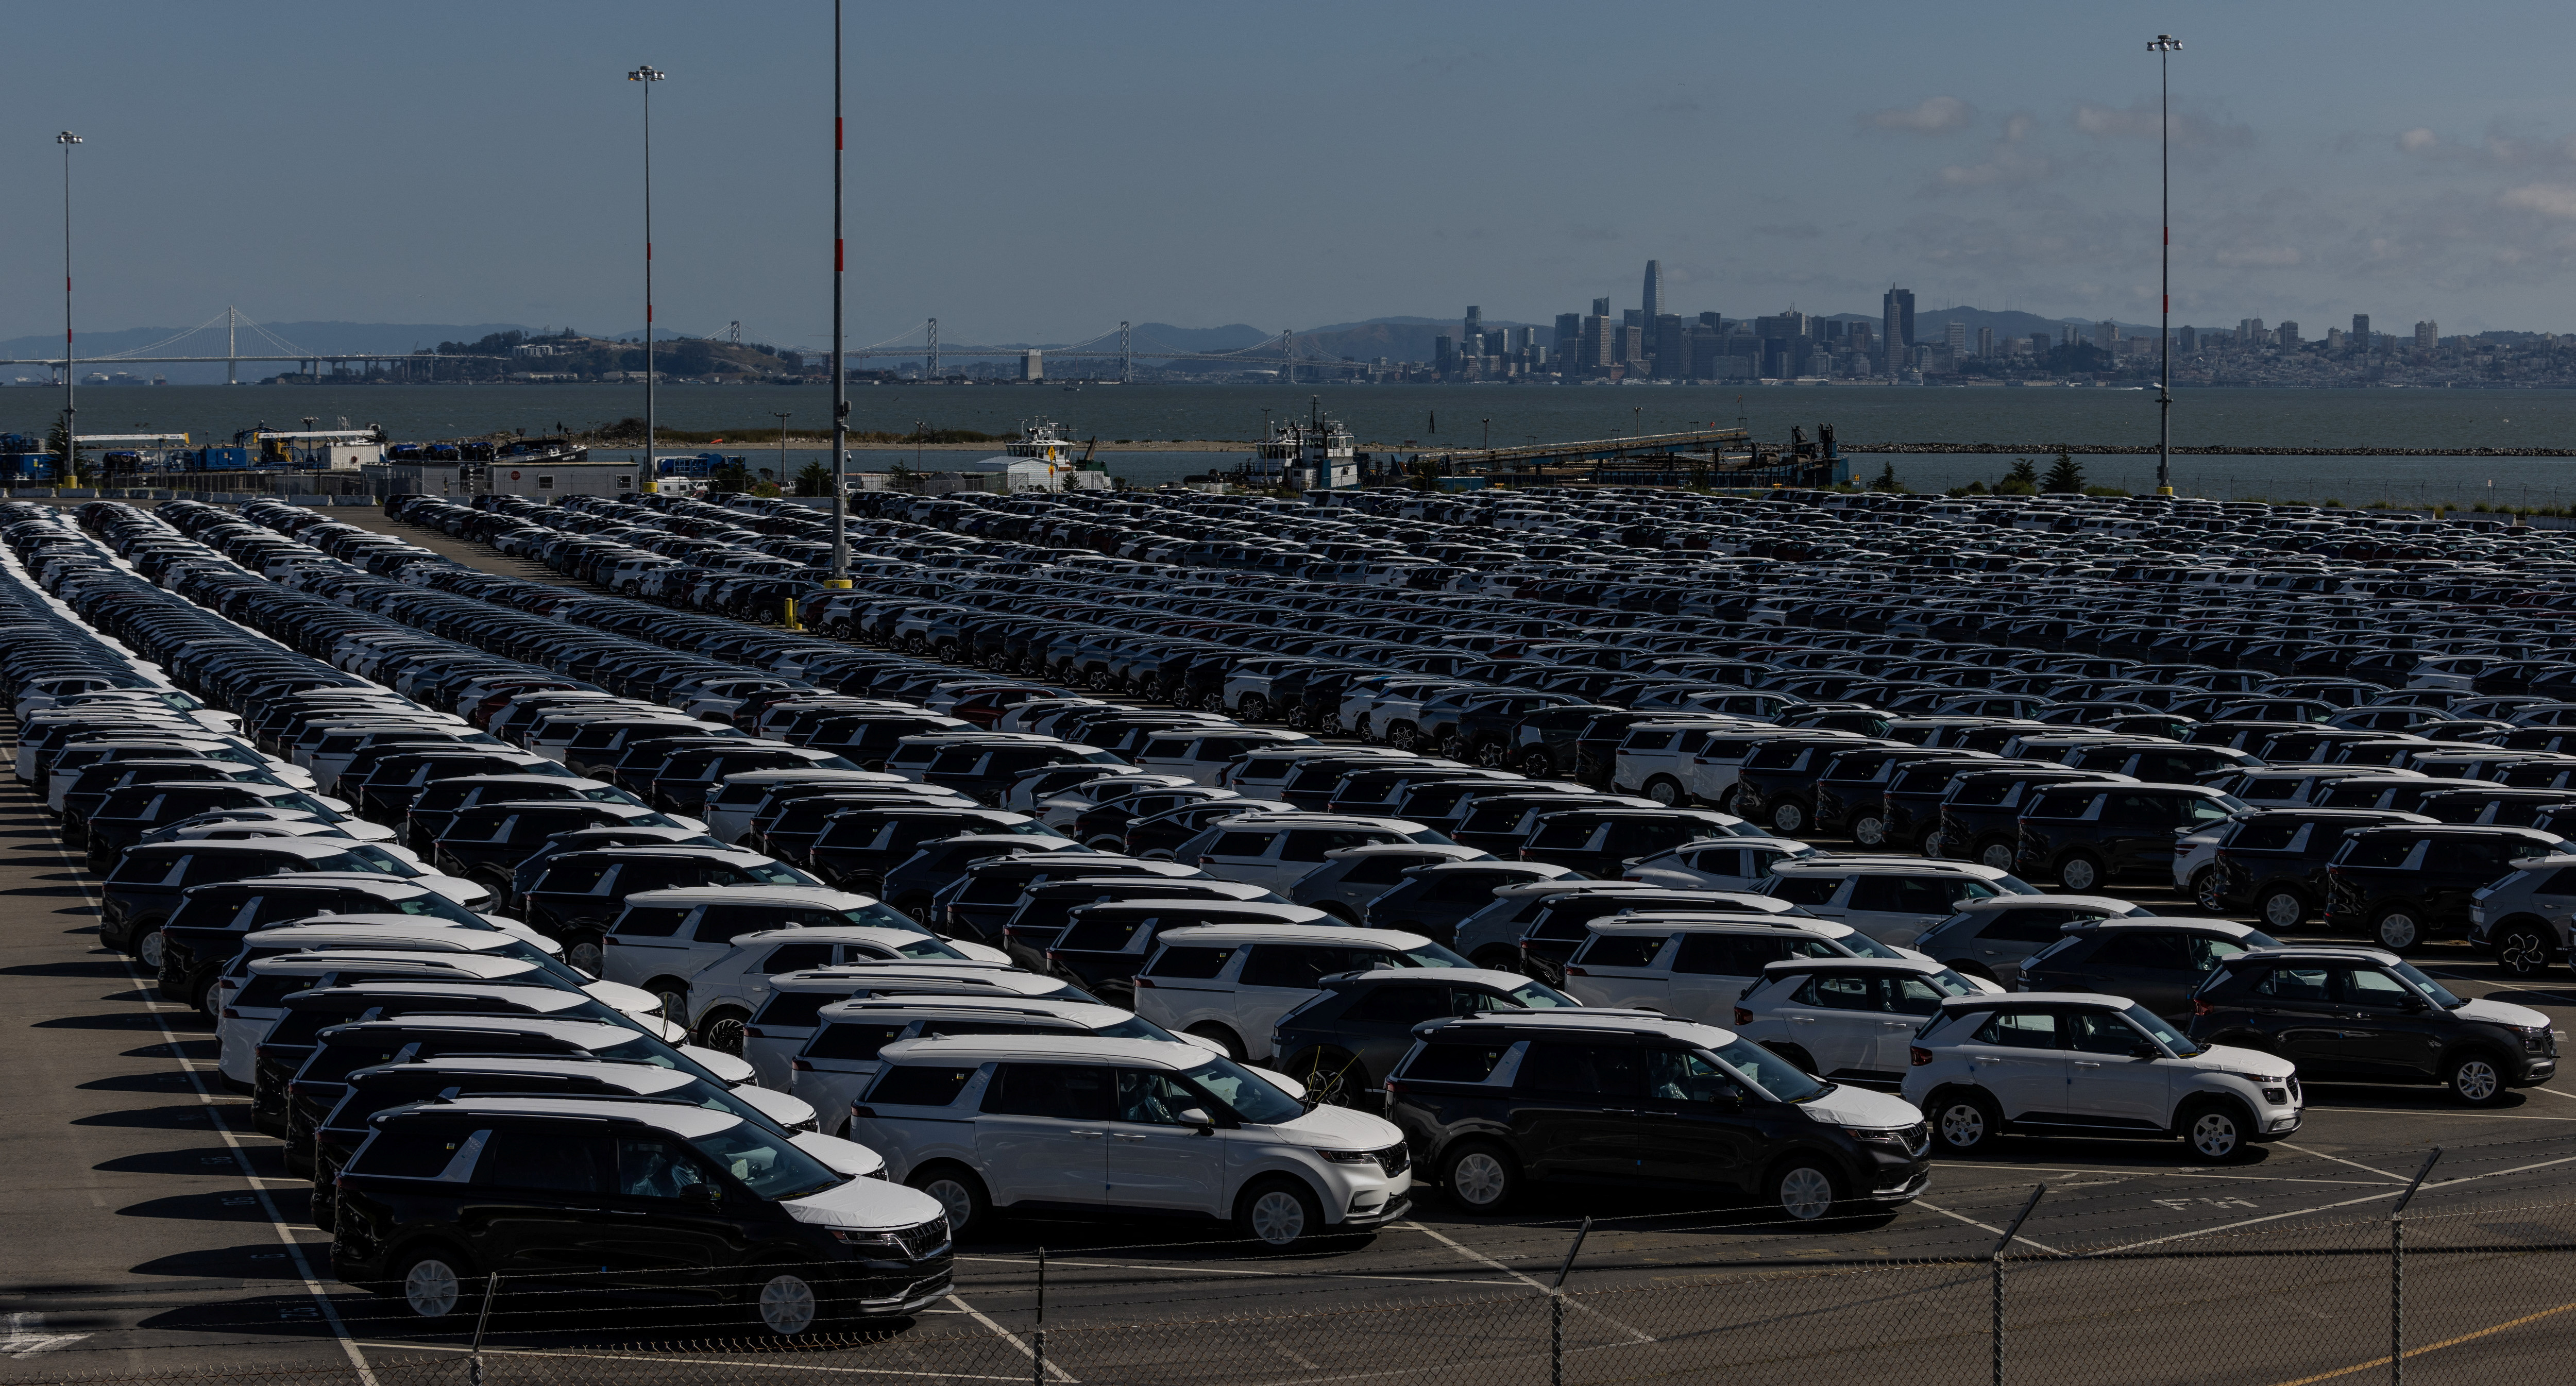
[682,926,1012,1055]
[1554,916,1981,1022]
[790,996,1225,1135]
[1621,836,1818,891]
[1132,923,1472,1062]
[1174,813,1457,892]
[599,886,944,1001]
[852,1034,1413,1248]
[1728,958,1993,1088]
[1761,859,2039,946]
[1901,992,2301,1162]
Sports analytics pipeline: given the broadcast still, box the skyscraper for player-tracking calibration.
[1590,297,1611,318]
[1947,322,1969,357]
[1465,306,1483,342]
[2415,320,2438,350]
[2351,313,2370,350]
[2094,320,2116,353]
[1882,288,1915,349]
[1654,313,1684,379]
[1976,326,1994,359]
[1641,261,1663,328]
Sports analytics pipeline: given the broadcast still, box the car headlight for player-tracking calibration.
[2522,1025,2554,1055]
[1844,1126,1918,1150]
[829,1228,906,1250]
[1315,1148,1377,1164]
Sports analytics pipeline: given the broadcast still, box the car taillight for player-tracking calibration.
[1134,976,1157,988]
[1565,966,1588,976]
[745,1027,767,1040]
[1733,1007,1754,1026]
[221,1007,240,1020]
[2193,999,2213,1017]
[1197,855,1215,865]
[792,1059,813,1072]
[1909,1046,1934,1066]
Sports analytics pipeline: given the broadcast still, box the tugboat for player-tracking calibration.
[1245,397,1358,490]
[1007,417,1079,464]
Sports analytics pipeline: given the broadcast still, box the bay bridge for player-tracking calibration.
[0,307,512,383]
[841,319,1380,383]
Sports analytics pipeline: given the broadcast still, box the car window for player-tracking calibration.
[2066,1011,2158,1056]
[1346,984,1450,1024]
[1519,1042,1648,1098]
[803,1022,908,1061]
[2337,967,2418,1008]
[1976,910,2076,944]
[1972,1010,2061,1049]
[1113,1069,1208,1126]
[1282,830,1398,861]
[2090,933,2194,970]
[1142,945,1234,979]
[867,1063,976,1106]
[480,1128,611,1192]
[1888,973,1972,1015]
[1768,876,1841,906]
[2252,966,2332,1002]
[1403,1042,1515,1083]
[1207,832,1271,858]
[982,1062,1115,1119]
[1851,876,1961,915]
[1574,934,1667,969]
[756,942,837,974]
[349,1123,488,1179]
[1797,974,1877,1011]
[1336,855,1426,886]
[1647,1048,1745,1105]
[2337,835,2416,868]
[615,1137,718,1199]
[2229,818,2303,851]
[1240,944,1402,988]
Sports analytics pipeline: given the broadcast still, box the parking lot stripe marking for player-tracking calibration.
[2261,1293,2576,1386]
[57,812,380,1386]
[353,1343,1031,1380]
[2093,1151,2576,1256]
[2318,1106,2576,1122]
[1909,1201,2067,1257]
[1270,1342,1320,1370]
[2,1314,88,1359]
[2272,1142,2408,1182]
[1396,1222,1653,1343]
[944,1292,1076,1383]
[954,1254,1511,1289]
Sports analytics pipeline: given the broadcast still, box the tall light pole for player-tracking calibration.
[628,63,665,480]
[58,131,80,484]
[2151,33,2182,497]
[773,411,792,492]
[827,0,850,585]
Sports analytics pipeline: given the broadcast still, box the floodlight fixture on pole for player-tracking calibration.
[629,64,665,480]
[2150,33,2181,497]
[58,131,80,483]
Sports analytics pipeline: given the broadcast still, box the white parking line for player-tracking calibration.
[2272,1142,2409,1182]
[2,1313,89,1359]
[955,1254,1510,1289]
[1910,1200,2067,1258]
[944,1292,1075,1383]
[49,826,380,1386]
[2091,1151,2576,1256]
[1396,1222,1653,1344]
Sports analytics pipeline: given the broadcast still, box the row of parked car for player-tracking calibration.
[17,481,2570,1333]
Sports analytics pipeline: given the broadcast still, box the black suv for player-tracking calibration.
[1519,808,1749,876]
[2323,824,2567,951]
[2187,946,2556,1105]
[2198,809,2436,927]
[1933,768,2133,870]
[2016,919,2281,1021]
[329,1097,952,1332]
[2011,784,2245,892]
[1267,970,1579,1107]
[1384,1012,1931,1223]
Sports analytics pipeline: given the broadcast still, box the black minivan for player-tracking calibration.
[330,1097,952,1334]
[1383,1011,1930,1223]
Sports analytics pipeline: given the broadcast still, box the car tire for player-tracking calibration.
[1643,775,1685,807]
[564,938,604,976]
[646,978,691,1026]
[696,1006,751,1056]
[751,1271,827,1336]
[2444,1051,2511,1107]
[1770,801,1807,836]
[2056,852,2105,893]
[2370,905,2426,953]
[1387,724,1419,752]
[1439,1141,1520,1214]
[1977,840,2016,872]
[2496,924,2554,977]
[2179,1100,2251,1163]
[1240,695,1272,723]
[2191,867,2230,915]
[1930,1090,2003,1156]
[1766,1157,1844,1222]
[907,1162,993,1237]
[2257,885,2312,931]
[1850,814,1889,848]
[390,1245,476,1319]
[1234,1176,1328,1250]
[1284,1047,1371,1108]
[1517,750,1556,777]
[1186,1023,1248,1061]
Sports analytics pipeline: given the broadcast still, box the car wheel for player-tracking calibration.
[1387,724,1419,752]
[1517,750,1556,777]
[697,1007,750,1056]
[2258,886,2311,931]
[2498,925,2554,977]
[753,1273,823,1336]
[1286,1047,1371,1108]
[1440,1141,1520,1214]
[393,1247,473,1319]
[2181,1102,2249,1163]
[565,939,604,975]
[1240,695,1271,722]
[649,982,690,1025]
[1768,1158,1843,1222]
[1235,1177,1326,1249]
[1643,775,1685,807]
[2370,906,2425,953]
[1851,814,1889,848]
[138,929,166,970]
[1186,1023,1248,1061]
[2189,867,2229,915]
[907,1163,992,1237]
[1770,801,1806,836]
[1932,1091,2002,1155]
[1977,840,2016,872]
[2445,1051,2510,1107]
[2056,852,2104,893]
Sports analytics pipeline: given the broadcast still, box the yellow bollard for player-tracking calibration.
[782,598,801,632]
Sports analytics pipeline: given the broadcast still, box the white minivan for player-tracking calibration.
[1176,813,1458,893]
[1132,729,1319,786]
[852,1034,1412,1248]
[1728,957,1995,1088]
[1553,917,1952,1022]
[737,965,1099,1088]
[1131,923,1473,1062]
[1761,859,2039,946]
[790,996,1226,1135]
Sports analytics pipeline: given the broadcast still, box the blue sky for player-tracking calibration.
[10,2,2576,348]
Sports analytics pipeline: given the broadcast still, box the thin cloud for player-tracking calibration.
[2500,183,2576,220]
[2074,100,2252,149]
[1868,96,1973,134]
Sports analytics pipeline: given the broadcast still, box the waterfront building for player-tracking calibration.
[2416,320,2438,349]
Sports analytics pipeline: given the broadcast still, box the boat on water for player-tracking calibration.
[1244,400,1359,489]
[1007,417,1081,463]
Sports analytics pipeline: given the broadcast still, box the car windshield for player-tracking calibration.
[747,861,820,885]
[276,794,345,821]
[1505,980,1578,1008]
[596,1034,728,1084]
[1836,931,1905,959]
[1706,1037,1828,1103]
[385,895,489,927]
[341,846,419,876]
[840,903,931,935]
[1399,942,1475,968]
[2389,961,2465,1009]
[689,1121,844,1202]
[1925,968,1984,996]
[1180,1056,1307,1125]
[2123,1003,2205,1056]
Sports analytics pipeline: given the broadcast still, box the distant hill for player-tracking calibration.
[1900,306,2159,341]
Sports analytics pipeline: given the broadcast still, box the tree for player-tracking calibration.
[2042,450,2086,494]
[793,460,834,497]
[46,413,83,484]
[1870,462,1906,493]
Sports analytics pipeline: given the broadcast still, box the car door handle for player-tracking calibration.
[608,1209,650,1216]
[2074,1061,2105,1069]
[1600,1108,1639,1115]
[1110,1133,1148,1143]
[1066,1129,1104,1138]
[1789,1016,1817,1024]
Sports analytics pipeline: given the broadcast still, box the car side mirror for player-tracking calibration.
[681,1181,718,1205]
[2400,995,2428,1013]
[1177,1107,1216,1133]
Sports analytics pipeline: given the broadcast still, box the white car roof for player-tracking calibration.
[1755,956,1952,977]
[718,925,940,950]
[1072,901,1325,921]
[1422,1010,1738,1046]
[1771,857,2016,880]
[249,951,533,978]
[1155,923,1428,948]
[330,1013,633,1043]
[875,1034,1208,1069]
[244,923,506,951]
[816,996,1134,1026]
[623,885,878,908]
[406,1095,738,1138]
[1588,912,1830,935]
[1205,813,1435,834]
[1935,991,2132,1011]
[1945,894,2136,915]
[1322,843,1488,862]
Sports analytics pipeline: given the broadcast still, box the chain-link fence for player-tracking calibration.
[16,1192,2576,1386]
